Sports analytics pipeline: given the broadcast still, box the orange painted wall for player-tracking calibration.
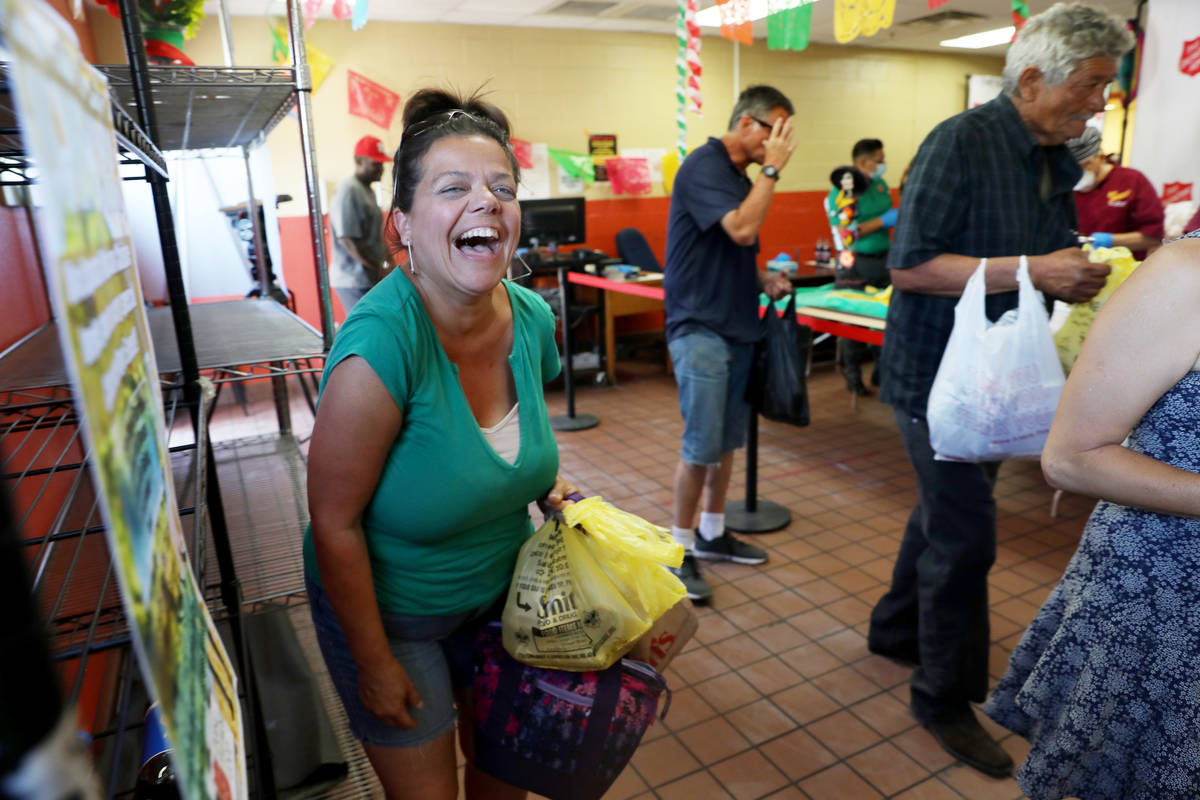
[0,0,95,354]
[46,0,98,63]
[0,207,52,352]
[586,191,839,268]
[0,189,883,356]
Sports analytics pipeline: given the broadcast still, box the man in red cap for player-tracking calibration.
[329,135,391,313]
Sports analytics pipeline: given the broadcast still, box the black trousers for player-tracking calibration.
[834,252,889,389]
[836,340,879,388]
[868,410,1000,722]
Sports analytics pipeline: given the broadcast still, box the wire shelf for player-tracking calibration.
[96,66,298,152]
[3,386,204,667]
[0,63,167,185]
[0,300,326,398]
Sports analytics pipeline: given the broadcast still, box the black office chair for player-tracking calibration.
[615,228,662,272]
[611,228,668,369]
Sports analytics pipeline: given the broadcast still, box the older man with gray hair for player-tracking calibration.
[867,2,1133,778]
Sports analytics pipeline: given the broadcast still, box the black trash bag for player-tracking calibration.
[747,294,811,427]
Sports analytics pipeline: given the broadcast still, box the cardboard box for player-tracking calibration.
[627,599,698,672]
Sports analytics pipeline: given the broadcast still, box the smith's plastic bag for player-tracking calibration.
[503,498,685,671]
[503,518,648,671]
[926,257,1065,462]
[1054,245,1139,374]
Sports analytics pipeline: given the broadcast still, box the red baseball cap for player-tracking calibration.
[354,135,390,163]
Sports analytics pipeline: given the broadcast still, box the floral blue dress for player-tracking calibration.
[984,368,1200,800]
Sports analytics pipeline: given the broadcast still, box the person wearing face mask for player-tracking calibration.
[1067,125,1163,259]
[303,88,578,800]
[868,2,1130,779]
[825,138,896,395]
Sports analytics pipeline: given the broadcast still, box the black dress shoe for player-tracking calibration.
[919,711,1014,778]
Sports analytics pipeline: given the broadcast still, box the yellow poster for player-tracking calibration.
[273,24,333,92]
[0,1,246,798]
[834,0,896,43]
[663,151,681,194]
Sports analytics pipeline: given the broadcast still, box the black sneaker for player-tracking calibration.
[668,554,713,603]
[693,530,768,565]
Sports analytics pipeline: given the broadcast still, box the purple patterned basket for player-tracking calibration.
[473,622,670,800]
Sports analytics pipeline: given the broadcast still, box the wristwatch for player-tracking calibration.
[761,165,780,180]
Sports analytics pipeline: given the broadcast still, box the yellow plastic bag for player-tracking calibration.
[562,497,683,567]
[502,498,687,671]
[563,497,686,624]
[502,517,650,671]
[1054,246,1140,374]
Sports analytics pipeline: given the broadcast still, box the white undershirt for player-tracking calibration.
[480,402,521,464]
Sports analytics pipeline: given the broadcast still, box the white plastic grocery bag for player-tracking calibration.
[926,257,1066,462]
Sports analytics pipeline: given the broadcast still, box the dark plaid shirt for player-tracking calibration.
[880,93,1080,417]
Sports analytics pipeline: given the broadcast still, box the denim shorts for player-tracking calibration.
[306,575,500,748]
[668,326,755,466]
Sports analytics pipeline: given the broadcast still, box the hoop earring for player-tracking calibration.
[406,242,417,276]
[509,253,533,282]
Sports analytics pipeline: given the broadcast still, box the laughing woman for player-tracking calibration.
[303,89,576,800]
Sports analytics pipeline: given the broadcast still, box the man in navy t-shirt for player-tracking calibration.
[663,85,795,602]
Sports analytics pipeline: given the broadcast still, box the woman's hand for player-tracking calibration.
[358,655,424,729]
[537,475,580,515]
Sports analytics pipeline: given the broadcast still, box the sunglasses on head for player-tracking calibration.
[402,109,480,141]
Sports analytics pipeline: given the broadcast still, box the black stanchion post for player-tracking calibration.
[550,264,598,431]
[725,412,790,533]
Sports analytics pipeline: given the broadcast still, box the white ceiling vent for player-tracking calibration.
[897,9,987,31]
[619,4,680,21]
[546,0,623,16]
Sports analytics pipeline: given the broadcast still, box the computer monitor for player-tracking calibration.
[519,196,586,249]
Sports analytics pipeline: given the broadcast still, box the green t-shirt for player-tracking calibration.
[302,271,562,615]
[826,176,892,256]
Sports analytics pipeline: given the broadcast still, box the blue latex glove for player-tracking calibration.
[1090,232,1114,248]
[880,207,899,228]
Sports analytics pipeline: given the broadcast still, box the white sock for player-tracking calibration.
[697,512,725,541]
[670,525,695,551]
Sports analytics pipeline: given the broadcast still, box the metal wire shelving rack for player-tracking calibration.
[0,0,335,793]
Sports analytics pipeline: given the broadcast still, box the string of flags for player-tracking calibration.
[300,0,370,30]
[717,0,754,45]
[1011,0,1030,43]
[686,0,703,115]
[767,0,815,51]
[674,0,691,160]
[833,0,897,44]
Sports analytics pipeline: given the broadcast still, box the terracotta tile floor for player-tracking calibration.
[212,353,1098,800]
[537,358,1096,800]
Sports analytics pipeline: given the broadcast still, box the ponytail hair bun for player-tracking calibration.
[401,88,512,140]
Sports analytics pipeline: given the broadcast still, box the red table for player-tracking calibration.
[793,306,886,346]
[568,271,888,382]
[567,271,665,384]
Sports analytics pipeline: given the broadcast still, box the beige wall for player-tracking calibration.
[87,11,1003,204]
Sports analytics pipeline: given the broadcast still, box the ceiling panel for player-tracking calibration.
[219,0,1141,55]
